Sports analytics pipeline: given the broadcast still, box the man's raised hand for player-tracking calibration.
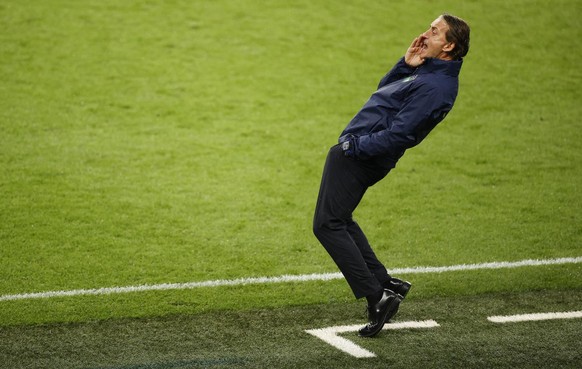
[404,35,426,67]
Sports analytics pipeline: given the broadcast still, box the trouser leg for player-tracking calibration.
[313,145,391,299]
[346,220,391,285]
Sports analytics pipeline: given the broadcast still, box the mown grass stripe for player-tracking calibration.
[85,358,246,369]
[1,256,580,302]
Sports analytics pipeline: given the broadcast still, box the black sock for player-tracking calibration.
[365,289,383,306]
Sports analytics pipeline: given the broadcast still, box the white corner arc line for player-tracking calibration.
[306,320,439,358]
[1,256,581,302]
[488,311,582,323]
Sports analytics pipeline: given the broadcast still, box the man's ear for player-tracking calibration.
[443,42,455,53]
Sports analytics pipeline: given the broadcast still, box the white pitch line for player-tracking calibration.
[488,311,582,323]
[306,320,440,358]
[0,256,580,302]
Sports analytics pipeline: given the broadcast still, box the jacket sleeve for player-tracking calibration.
[377,57,416,88]
[354,82,451,160]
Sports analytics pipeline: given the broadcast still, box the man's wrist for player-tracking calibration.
[404,59,422,68]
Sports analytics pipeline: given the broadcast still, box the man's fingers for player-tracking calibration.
[411,35,425,49]
[409,36,419,48]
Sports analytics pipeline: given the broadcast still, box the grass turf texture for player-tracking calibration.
[0,0,581,367]
[1,289,581,368]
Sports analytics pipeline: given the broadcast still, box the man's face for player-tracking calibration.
[419,16,454,60]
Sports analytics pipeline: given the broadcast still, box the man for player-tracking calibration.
[313,14,470,338]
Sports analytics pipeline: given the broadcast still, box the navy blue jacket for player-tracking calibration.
[339,57,463,163]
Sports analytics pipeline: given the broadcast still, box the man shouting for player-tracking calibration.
[313,14,471,337]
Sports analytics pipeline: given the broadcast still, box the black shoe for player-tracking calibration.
[383,288,401,323]
[383,278,411,299]
[358,290,402,338]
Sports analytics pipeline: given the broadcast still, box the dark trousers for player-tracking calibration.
[313,145,394,299]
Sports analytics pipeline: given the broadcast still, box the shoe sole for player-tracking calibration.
[397,282,411,299]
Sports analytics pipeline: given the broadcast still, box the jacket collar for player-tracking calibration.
[417,58,463,77]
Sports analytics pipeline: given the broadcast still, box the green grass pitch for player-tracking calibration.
[0,0,581,368]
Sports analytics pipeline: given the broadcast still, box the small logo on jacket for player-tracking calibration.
[402,75,418,83]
